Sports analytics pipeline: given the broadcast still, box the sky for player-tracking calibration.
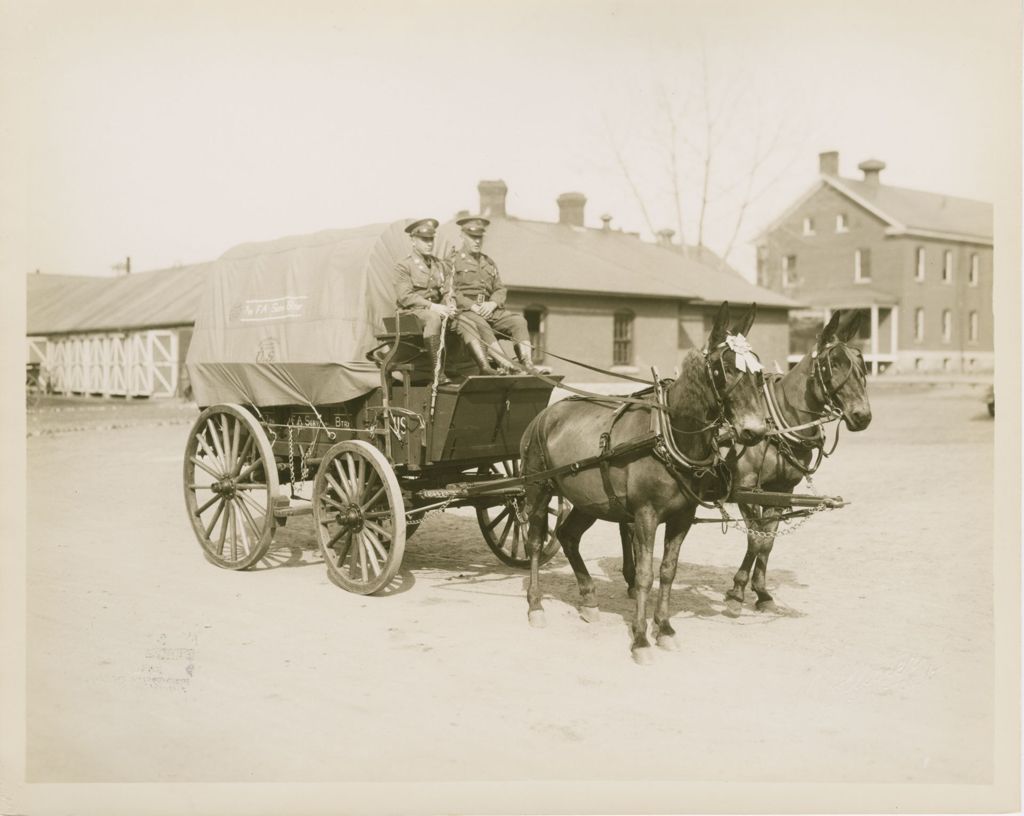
[2,0,1018,282]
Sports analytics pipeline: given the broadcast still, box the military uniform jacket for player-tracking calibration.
[394,252,450,310]
[448,249,508,310]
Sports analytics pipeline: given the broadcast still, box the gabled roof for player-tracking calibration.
[436,217,798,308]
[756,174,993,246]
[27,264,211,335]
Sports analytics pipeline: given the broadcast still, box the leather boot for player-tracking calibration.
[487,342,522,374]
[425,335,451,385]
[514,342,541,374]
[466,337,498,375]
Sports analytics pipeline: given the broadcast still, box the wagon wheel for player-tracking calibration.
[183,404,278,570]
[475,460,568,569]
[312,440,406,595]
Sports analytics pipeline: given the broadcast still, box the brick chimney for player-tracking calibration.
[478,179,507,218]
[819,150,839,176]
[600,214,613,232]
[656,228,675,247]
[858,159,886,185]
[556,192,586,227]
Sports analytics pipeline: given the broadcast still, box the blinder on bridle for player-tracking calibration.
[703,335,764,414]
[811,340,866,416]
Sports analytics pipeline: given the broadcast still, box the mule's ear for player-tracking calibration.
[709,301,731,347]
[731,303,757,337]
[837,310,863,343]
[818,311,842,347]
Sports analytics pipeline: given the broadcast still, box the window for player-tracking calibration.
[781,255,797,287]
[915,247,925,281]
[969,254,979,286]
[942,309,952,342]
[523,306,547,362]
[802,217,815,236]
[914,308,925,341]
[942,250,953,283]
[854,248,871,283]
[835,213,848,232]
[613,311,634,366]
[969,311,978,342]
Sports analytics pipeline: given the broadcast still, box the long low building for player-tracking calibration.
[27,181,798,399]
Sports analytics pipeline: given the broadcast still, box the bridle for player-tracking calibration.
[701,336,765,438]
[810,340,865,418]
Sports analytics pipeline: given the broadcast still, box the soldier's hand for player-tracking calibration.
[430,303,457,317]
[478,301,497,318]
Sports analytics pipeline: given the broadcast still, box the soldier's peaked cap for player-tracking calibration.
[405,218,439,238]
[456,216,490,236]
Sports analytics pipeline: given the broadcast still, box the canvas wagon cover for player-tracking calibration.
[186,221,412,407]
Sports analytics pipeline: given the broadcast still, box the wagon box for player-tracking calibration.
[182,220,568,596]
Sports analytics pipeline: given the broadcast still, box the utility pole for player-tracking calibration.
[111,256,131,276]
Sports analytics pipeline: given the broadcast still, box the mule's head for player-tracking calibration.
[813,310,872,431]
[705,302,768,445]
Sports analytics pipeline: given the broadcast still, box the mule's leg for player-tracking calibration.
[557,507,599,622]
[629,508,658,664]
[653,508,696,650]
[751,508,782,613]
[619,523,636,599]
[525,481,554,628]
[725,503,760,615]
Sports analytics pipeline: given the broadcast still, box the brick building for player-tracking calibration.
[755,152,993,373]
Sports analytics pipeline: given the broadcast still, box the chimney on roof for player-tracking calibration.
[600,214,613,232]
[858,158,886,186]
[656,228,675,248]
[478,179,508,218]
[556,192,586,227]
[819,150,839,176]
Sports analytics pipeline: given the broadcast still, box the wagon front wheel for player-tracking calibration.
[313,441,406,595]
[183,403,278,570]
[475,460,567,569]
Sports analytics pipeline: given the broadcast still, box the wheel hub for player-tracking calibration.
[211,478,236,497]
[336,505,364,530]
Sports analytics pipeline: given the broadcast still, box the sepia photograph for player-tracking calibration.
[2,0,1020,813]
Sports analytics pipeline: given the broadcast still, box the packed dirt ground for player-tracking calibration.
[25,383,995,786]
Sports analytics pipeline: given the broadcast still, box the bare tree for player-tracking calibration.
[608,49,812,268]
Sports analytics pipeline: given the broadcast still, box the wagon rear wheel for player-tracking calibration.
[475,459,568,569]
[183,404,278,570]
[313,441,406,595]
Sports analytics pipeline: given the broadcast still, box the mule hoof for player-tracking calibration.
[723,598,743,618]
[528,609,547,628]
[755,599,778,613]
[626,587,637,600]
[579,605,600,623]
[632,646,655,666]
[656,634,678,651]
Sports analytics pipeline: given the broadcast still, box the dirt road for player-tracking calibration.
[26,385,994,785]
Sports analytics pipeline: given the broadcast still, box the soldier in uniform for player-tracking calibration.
[394,217,501,381]
[448,216,539,374]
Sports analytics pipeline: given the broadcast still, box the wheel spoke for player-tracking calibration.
[486,506,511,532]
[228,420,242,476]
[343,453,361,498]
[496,515,514,548]
[228,500,238,560]
[326,472,350,505]
[361,484,386,512]
[220,415,233,473]
[361,532,385,576]
[324,524,348,548]
[232,435,254,477]
[357,534,368,582]
[216,506,230,555]
[206,419,228,471]
[196,492,221,516]
[195,431,224,476]
[362,518,393,541]
[235,458,263,484]
[333,531,355,565]
[203,499,227,539]
[190,455,222,481]
[321,493,350,514]
[332,460,355,501]
[238,490,269,519]
[234,493,263,541]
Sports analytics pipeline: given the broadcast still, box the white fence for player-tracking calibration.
[30,329,180,398]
